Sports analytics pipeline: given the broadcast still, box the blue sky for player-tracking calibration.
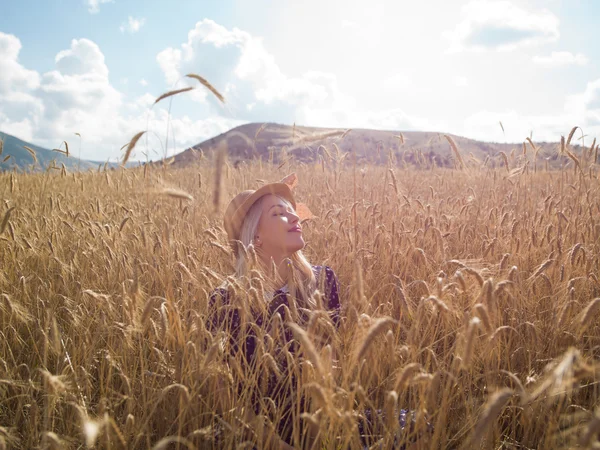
[1,0,599,161]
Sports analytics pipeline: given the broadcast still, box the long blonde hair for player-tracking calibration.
[235,195,317,308]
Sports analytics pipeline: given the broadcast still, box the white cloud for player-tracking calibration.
[464,110,566,143]
[139,78,148,86]
[155,19,440,133]
[132,93,155,109]
[55,38,109,78]
[0,32,43,138]
[0,113,35,142]
[0,33,240,161]
[463,78,600,143]
[533,51,588,67]
[156,19,368,126]
[340,19,358,29]
[120,16,146,34]
[382,73,412,92]
[0,32,41,94]
[86,0,113,14]
[445,0,559,52]
[454,76,469,87]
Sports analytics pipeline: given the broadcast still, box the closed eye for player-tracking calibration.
[271,205,293,216]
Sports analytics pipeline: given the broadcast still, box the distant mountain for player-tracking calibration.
[172,122,574,169]
[0,131,124,172]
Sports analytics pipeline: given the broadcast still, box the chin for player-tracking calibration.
[287,236,305,253]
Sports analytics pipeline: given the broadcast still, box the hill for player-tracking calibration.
[0,131,121,172]
[172,122,576,169]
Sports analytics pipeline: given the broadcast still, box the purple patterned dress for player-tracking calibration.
[207,265,340,443]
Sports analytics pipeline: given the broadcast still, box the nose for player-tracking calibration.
[288,210,300,224]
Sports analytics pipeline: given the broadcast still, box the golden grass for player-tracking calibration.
[153,87,195,105]
[23,145,37,163]
[185,74,225,104]
[1,147,600,449]
[122,131,146,165]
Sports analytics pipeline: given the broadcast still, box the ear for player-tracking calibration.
[280,172,298,190]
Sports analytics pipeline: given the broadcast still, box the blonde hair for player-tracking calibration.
[235,195,317,308]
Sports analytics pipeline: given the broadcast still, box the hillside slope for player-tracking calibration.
[0,131,116,172]
[172,122,569,169]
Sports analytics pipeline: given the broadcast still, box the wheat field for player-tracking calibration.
[1,143,600,449]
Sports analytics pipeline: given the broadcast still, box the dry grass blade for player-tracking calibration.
[424,295,450,313]
[530,259,554,279]
[52,141,70,157]
[159,188,194,201]
[357,317,396,362]
[122,131,146,165]
[153,87,194,105]
[462,317,480,368]
[288,322,324,377]
[254,123,268,141]
[395,362,422,391]
[499,151,510,172]
[119,216,130,232]
[469,389,513,446]
[213,145,226,213]
[23,146,37,163]
[566,126,579,146]
[565,149,583,175]
[2,155,10,162]
[444,135,465,169]
[528,348,582,402]
[186,74,225,103]
[1,207,15,234]
[580,298,600,329]
[579,408,600,447]
[151,436,196,450]
[297,130,345,144]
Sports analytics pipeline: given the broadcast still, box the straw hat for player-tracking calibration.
[223,182,297,246]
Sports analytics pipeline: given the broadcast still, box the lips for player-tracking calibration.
[288,225,302,233]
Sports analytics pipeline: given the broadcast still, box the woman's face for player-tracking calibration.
[255,194,305,258]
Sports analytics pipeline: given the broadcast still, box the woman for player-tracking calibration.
[207,177,340,449]
[207,176,421,449]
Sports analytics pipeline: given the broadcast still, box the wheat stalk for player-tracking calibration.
[122,131,146,165]
[23,146,37,163]
[444,135,465,169]
[468,389,513,446]
[186,74,225,103]
[356,317,396,362]
[153,87,194,105]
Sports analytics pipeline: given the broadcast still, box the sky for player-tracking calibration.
[1,0,599,162]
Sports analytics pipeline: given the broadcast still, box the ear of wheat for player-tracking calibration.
[186,74,225,103]
[444,135,465,169]
[153,87,194,105]
[122,131,145,165]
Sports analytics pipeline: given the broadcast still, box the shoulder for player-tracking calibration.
[312,265,338,282]
[209,285,230,305]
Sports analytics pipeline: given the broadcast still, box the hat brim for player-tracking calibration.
[228,182,297,243]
